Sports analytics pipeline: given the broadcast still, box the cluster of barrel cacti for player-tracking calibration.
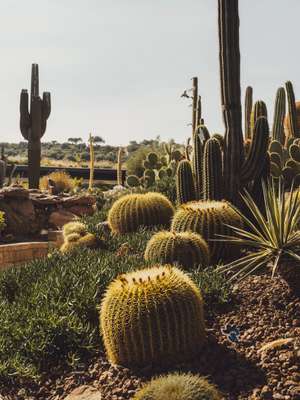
[60,221,98,253]
[127,148,182,189]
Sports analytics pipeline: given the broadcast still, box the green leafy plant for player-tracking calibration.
[218,180,300,283]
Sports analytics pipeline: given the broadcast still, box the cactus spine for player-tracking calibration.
[133,373,222,400]
[144,231,209,269]
[203,138,223,201]
[171,200,243,262]
[100,265,205,367]
[272,87,286,144]
[20,64,51,188]
[176,160,196,204]
[108,192,174,234]
[244,86,253,140]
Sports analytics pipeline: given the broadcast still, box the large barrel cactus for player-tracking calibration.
[171,200,243,262]
[144,231,209,269]
[133,372,221,400]
[108,192,174,234]
[100,265,205,367]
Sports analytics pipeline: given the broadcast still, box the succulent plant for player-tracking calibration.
[60,221,98,253]
[285,81,300,139]
[176,160,196,204]
[133,372,221,400]
[272,87,286,144]
[100,265,205,367]
[171,200,243,262]
[250,100,268,136]
[108,192,174,234]
[244,86,253,140]
[144,231,209,269]
[203,138,223,201]
[20,64,51,188]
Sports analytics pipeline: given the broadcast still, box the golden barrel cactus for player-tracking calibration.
[60,221,98,253]
[108,192,174,234]
[171,200,242,262]
[144,231,209,269]
[133,372,222,400]
[100,265,205,367]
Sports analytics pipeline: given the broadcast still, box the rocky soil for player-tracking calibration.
[1,275,299,400]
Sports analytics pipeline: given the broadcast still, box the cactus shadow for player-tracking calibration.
[135,334,266,398]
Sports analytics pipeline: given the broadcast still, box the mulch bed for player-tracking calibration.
[1,275,300,400]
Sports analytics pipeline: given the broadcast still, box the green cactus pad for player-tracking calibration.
[171,200,243,262]
[147,152,159,165]
[289,144,300,163]
[144,231,209,269]
[269,140,283,156]
[269,152,282,167]
[100,265,206,367]
[133,372,221,400]
[108,192,174,234]
[171,149,182,161]
[126,175,141,187]
[270,162,282,178]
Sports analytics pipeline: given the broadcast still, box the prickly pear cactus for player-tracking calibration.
[100,265,206,367]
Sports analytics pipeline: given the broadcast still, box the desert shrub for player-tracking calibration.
[40,171,75,193]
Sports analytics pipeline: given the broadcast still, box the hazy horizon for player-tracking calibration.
[1,0,300,146]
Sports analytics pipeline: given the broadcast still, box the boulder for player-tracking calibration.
[48,210,77,229]
[64,386,102,400]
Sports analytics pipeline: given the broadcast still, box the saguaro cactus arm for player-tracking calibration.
[244,86,253,140]
[20,90,30,140]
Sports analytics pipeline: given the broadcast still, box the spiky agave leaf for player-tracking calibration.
[217,180,300,281]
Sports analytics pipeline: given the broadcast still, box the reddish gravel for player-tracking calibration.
[1,275,299,400]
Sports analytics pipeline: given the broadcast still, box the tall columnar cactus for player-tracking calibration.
[250,100,268,136]
[192,77,198,136]
[218,0,244,203]
[285,81,299,139]
[176,160,196,204]
[203,138,223,201]
[133,373,222,400]
[272,87,286,144]
[171,200,243,262]
[244,86,253,140]
[100,265,206,367]
[20,64,51,188]
[108,192,174,234]
[240,117,270,184]
[197,95,202,128]
[192,133,203,199]
[144,231,209,269]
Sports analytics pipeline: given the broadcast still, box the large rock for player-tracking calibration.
[64,385,102,400]
[48,209,77,229]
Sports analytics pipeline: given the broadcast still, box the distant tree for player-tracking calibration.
[93,136,105,144]
[68,137,82,144]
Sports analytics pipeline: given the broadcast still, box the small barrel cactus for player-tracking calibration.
[144,231,209,269]
[133,372,221,400]
[108,192,174,234]
[171,200,243,262]
[60,221,98,253]
[100,265,205,367]
[126,175,141,187]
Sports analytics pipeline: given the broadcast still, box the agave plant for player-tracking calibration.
[217,180,300,286]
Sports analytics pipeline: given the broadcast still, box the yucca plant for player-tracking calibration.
[218,180,300,294]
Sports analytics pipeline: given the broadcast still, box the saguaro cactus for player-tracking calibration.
[20,64,51,188]
[244,86,253,140]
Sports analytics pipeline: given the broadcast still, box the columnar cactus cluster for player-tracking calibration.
[20,64,51,189]
[100,265,205,367]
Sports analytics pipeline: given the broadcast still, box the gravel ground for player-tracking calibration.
[1,275,300,400]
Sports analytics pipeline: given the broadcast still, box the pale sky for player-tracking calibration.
[1,0,299,145]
